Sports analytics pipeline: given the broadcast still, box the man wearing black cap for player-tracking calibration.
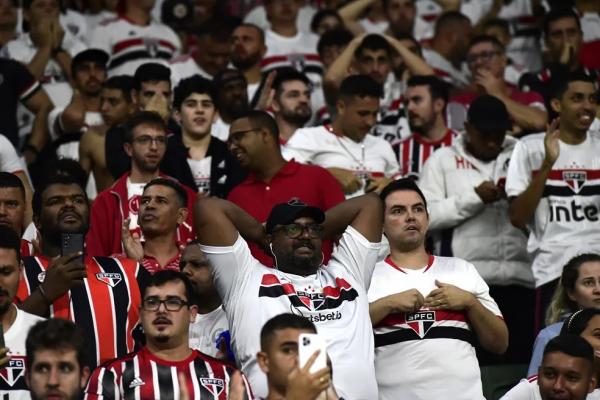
[368,177,508,400]
[419,94,534,364]
[194,192,383,399]
[52,48,109,162]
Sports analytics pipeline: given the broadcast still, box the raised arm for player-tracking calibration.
[322,192,383,242]
[384,35,435,76]
[194,197,266,247]
[323,34,364,105]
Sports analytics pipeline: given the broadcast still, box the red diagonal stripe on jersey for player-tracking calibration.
[88,258,115,365]
[531,169,600,180]
[375,309,467,328]
[112,38,176,54]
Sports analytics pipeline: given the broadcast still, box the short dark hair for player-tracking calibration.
[133,63,171,91]
[103,75,135,103]
[338,74,383,102]
[392,33,422,55]
[543,8,581,37]
[41,158,89,193]
[0,172,25,200]
[543,334,594,366]
[196,17,235,42]
[235,23,265,44]
[310,9,342,33]
[549,71,596,101]
[355,34,392,59]
[143,270,195,304]
[26,319,87,370]
[237,110,280,140]
[260,313,316,351]
[32,174,87,218]
[468,34,505,53]
[561,308,600,336]
[434,11,471,36]
[407,75,449,106]
[143,178,188,208]
[173,75,216,111]
[123,111,168,143]
[0,225,21,263]
[380,178,428,212]
[483,18,510,35]
[317,29,354,57]
[272,67,311,98]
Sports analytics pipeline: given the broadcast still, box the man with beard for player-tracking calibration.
[86,111,196,257]
[211,69,251,142]
[50,49,109,161]
[25,319,90,400]
[121,178,191,274]
[85,270,252,399]
[368,179,507,400]
[227,111,344,266]
[230,23,267,104]
[0,226,44,398]
[16,174,151,369]
[271,68,312,145]
[79,76,136,193]
[195,190,384,399]
[180,242,231,361]
[392,75,457,179]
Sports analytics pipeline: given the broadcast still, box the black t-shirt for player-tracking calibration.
[0,58,40,147]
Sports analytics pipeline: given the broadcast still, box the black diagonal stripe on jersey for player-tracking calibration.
[108,50,172,70]
[258,285,359,310]
[101,368,116,399]
[122,358,136,400]
[155,364,175,399]
[194,355,217,399]
[303,65,324,75]
[374,326,474,347]
[22,256,44,293]
[410,139,421,175]
[97,257,130,357]
[70,276,98,368]
[542,184,600,197]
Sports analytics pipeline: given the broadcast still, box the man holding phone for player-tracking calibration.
[0,226,45,398]
[16,174,151,369]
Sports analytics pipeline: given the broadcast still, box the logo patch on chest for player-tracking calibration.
[95,272,122,287]
[406,311,436,338]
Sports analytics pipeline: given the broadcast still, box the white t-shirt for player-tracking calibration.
[243,4,316,33]
[187,156,212,195]
[188,306,229,359]
[0,306,45,399]
[501,375,600,400]
[200,226,381,399]
[0,135,25,173]
[581,12,600,43]
[368,255,502,400]
[423,48,470,89]
[211,118,230,142]
[170,55,212,88]
[505,132,600,287]
[126,178,146,233]
[282,125,400,197]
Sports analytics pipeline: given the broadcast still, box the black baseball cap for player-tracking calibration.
[467,95,512,135]
[266,199,325,234]
[71,49,109,75]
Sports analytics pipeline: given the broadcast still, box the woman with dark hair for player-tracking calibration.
[528,254,600,375]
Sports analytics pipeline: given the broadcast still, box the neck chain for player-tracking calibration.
[335,135,366,172]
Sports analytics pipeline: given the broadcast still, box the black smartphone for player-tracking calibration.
[61,233,85,261]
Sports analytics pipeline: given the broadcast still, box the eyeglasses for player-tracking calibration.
[142,297,189,311]
[466,50,500,65]
[133,135,167,146]
[227,128,260,145]
[272,223,324,239]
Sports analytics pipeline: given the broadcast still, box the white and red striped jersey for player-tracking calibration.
[368,255,502,400]
[422,48,470,89]
[85,347,251,400]
[89,16,181,77]
[392,128,458,179]
[506,131,600,287]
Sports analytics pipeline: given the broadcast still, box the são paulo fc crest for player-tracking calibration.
[0,356,25,386]
[200,378,224,396]
[563,171,587,194]
[406,311,436,338]
[95,272,122,287]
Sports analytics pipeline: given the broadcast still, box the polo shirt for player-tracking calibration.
[227,159,345,266]
[141,251,181,275]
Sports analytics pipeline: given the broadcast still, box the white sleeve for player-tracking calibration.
[382,142,400,178]
[468,261,502,317]
[505,140,532,198]
[0,135,25,172]
[419,151,485,231]
[330,225,381,289]
[282,130,318,164]
[89,26,112,55]
[499,379,539,400]
[199,235,256,306]
[47,107,65,140]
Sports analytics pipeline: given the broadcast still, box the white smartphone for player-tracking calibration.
[298,333,327,374]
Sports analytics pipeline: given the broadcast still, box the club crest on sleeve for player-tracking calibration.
[96,272,122,287]
[200,377,224,396]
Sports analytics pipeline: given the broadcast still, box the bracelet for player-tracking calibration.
[38,284,51,304]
